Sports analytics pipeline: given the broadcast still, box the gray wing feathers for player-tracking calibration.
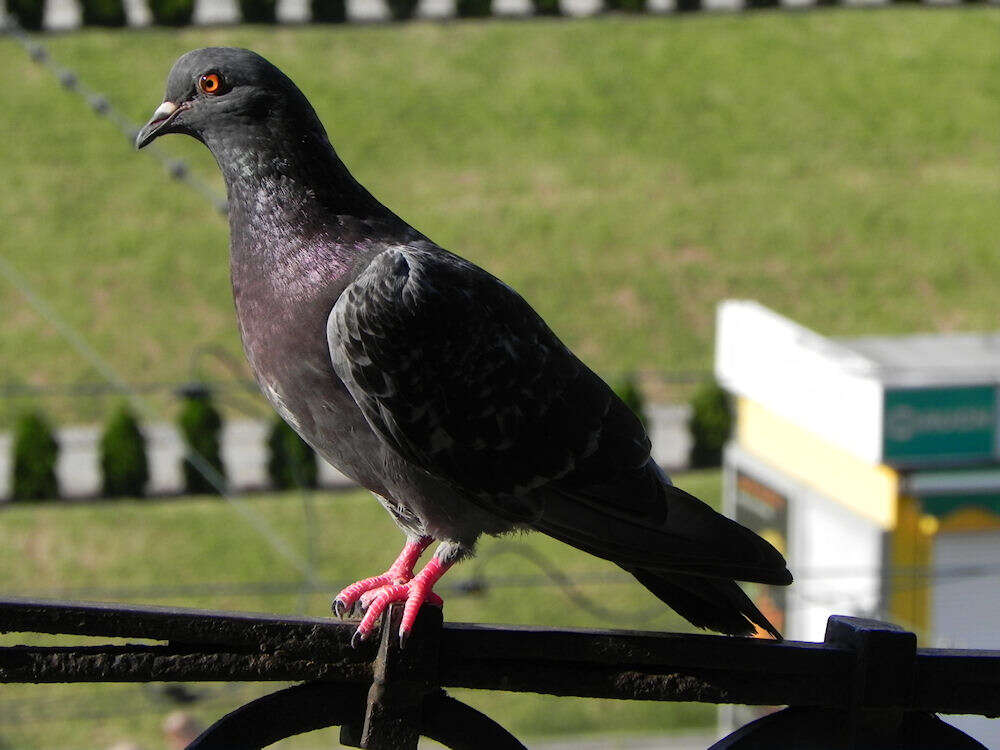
[328,247,634,511]
[328,246,791,585]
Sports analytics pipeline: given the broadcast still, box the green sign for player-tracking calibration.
[883,385,997,466]
[921,493,1000,519]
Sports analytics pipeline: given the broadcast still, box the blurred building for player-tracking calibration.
[717,300,1000,745]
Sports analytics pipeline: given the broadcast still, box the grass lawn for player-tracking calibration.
[2,8,1000,427]
[0,471,722,748]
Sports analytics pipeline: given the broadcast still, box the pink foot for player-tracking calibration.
[351,556,452,648]
[332,537,431,618]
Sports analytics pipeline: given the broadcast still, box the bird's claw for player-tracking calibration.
[358,587,384,612]
[332,598,347,619]
[340,554,451,649]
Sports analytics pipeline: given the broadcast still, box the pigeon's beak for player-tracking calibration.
[135,100,185,150]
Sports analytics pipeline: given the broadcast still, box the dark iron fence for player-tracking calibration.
[1,596,998,748]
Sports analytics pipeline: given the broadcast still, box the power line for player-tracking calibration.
[0,378,260,400]
[0,249,312,576]
[0,18,228,214]
[0,29,313,580]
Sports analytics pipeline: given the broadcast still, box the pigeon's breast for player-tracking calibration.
[231,259,390,494]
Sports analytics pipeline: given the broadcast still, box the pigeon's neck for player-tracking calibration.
[217,130,388,229]
[210,128,411,287]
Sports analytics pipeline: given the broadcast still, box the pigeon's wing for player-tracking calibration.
[328,246,619,505]
[329,246,790,584]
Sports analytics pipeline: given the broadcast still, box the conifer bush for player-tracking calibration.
[267,417,318,490]
[386,0,419,20]
[99,403,149,497]
[81,0,126,26]
[689,380,733,468]
[239,0,277,23]
[148,0,194,25]
[532,0,560,14]
[605,0,644,12]
[177,385,225,495]
[456,0,491,16]
[311,0,346,22]
[8,0,45,29]
[613,372,646,428]
[12,411,59,501]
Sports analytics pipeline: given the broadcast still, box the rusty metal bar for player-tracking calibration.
[825,616,915,746]
[0,644,372,683]
[0,596,357,653]
[187,682,367,749]
[358,605,441,749]
[2,597,1000,718]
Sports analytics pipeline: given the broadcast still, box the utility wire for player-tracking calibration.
[0,378,259,399]
[0,28,313,580]
[0,19,228,214]
[4,560,989,604]
[0,255,312,577]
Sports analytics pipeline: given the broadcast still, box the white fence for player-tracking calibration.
[0,404,693,500]
[7,0,976,33]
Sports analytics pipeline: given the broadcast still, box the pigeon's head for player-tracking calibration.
[136,47,323,152]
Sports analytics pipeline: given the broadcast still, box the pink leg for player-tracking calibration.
[332,537,431,618]
[352,555,453,648]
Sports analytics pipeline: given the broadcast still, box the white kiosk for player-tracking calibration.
[716,300,1000,745]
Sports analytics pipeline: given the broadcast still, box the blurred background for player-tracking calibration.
[1,1,998,747]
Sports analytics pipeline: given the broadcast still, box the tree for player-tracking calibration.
[12,411,59,501]
[689,380,733,468]
[100,403,149,497]
[177,385,225,495]
[267,417,318,490]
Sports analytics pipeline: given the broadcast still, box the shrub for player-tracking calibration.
[148,0,194,25]
[311,0,346,22]
[532,0,560,14]
[613,372,646,428]
[456,0,491,16]
[689,380,733,468]
[12,411,59,501]
[605,0,643,11]
[386,0,419,20]
[99,403,149,497]
[239,0,277,22]
[7,0,45,29]
[81,0,126,26]
[177,385,225,495]
[267,417,318,490]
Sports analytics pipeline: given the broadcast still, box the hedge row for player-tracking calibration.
[8,388,318,500]
[7,380,728,500]
[9,0,674,30]
[10,0,995,29]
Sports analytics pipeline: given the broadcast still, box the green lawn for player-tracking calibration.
[2,8,1000,427]
[0,471,722,748]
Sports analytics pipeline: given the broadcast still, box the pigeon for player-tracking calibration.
[136,48,792,646]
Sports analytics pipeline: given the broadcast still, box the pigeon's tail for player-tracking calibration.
[625,566,783,640]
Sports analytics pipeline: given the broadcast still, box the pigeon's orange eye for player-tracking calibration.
[199,74,223,95]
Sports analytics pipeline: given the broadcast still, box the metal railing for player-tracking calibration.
[2,596,998,748]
